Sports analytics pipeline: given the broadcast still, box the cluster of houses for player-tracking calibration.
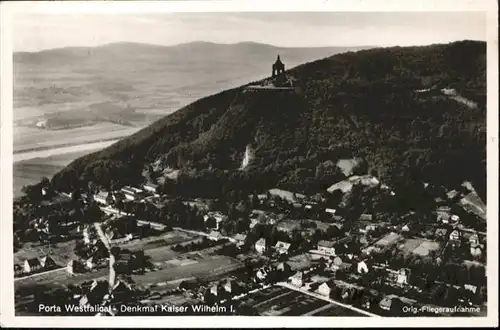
[253,238,291,256]
[93,183,159,206]
[15,255,58,276]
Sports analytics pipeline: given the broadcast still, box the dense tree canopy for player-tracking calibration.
[51,41,486,200]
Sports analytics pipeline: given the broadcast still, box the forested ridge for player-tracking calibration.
[51,40,486,200]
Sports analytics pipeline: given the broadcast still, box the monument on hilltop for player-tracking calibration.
[272,55,285,77]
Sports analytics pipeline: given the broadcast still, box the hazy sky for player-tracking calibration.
[13,12,486,52]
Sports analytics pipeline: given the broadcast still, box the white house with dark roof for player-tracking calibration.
[317,240,336,257]
[40,255,56,269]
[255,238,267,254]
[275,241,291,254]
[317,282,333,297]
[24,258,41,273]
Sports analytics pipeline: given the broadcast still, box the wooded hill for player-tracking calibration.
[51,40,486,201]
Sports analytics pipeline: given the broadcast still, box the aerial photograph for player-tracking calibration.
[8,9,490,320]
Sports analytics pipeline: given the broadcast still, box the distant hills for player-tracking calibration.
[49,40,486,202]
[14,41,370,125]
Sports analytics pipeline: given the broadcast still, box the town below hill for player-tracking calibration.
[13,40,487,317]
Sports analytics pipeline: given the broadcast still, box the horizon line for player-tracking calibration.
[13,38,485,54]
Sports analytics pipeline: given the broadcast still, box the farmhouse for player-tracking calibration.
[24,258,41,273]
[275,241,291,254]
[317,240,336,257]
[255,238,267,254]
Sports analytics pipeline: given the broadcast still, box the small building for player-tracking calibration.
[14,264,23,276]
[86,257,96,270]
[275,241,291,255]
[233,234,247,247]
[289,271,303,287]
[255,238,266,254]
[357,260,369,274]
[121,186,143,201]
[469,233,480,246]
[94,191,114,205]
[359,214,373,222]
[24,258,41,273]
[208,230,223,241]
[317,240,336,257]
[203,212,227,231]
[40,255,56,269]
[143,183,158,194]
[464,284,478,294]
[325,208,336,215]
[470,245,483,258]
[449,229,461,241]
[256,266,272,281]
[79,295,89,307]
[379,296,393,311]
[396,268,409,286]
[317,282,333,297]
[401,224,411,232]
[276,262,292,273]
[330,256,344,270]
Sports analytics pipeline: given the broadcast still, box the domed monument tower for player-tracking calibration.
[272,55,285,77]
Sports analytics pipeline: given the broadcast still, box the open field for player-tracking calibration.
[14,240,77,267]
[411,240,441,256]
[239,286,364,316]
[132,255,242,287]
[398,238,424,254]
